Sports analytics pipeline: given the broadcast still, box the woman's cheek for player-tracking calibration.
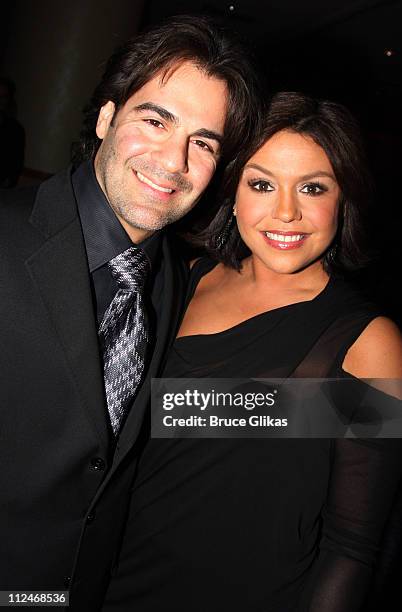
[313,200,339,230]
[237,197,268,226]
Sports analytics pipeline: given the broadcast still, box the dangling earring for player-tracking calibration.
[215,206,236,249]
[326,243,338,263]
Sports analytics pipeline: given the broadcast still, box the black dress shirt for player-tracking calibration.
[72,160,161,325]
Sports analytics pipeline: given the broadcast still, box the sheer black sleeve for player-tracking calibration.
[299,437,402,611]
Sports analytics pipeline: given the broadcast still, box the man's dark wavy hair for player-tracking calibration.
[73,14,262,168]
[204,91,373,275]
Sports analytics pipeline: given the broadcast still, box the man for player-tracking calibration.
[0,14,260,611]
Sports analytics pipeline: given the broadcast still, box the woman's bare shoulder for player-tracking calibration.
[343,316,402,378]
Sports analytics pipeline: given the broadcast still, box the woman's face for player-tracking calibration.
[235,129,341,275]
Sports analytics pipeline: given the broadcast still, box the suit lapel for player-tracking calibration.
[26,170,109,450]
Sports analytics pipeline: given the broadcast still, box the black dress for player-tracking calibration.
[104,258,402,612]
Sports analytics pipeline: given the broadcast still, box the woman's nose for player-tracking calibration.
[271,189,302,222]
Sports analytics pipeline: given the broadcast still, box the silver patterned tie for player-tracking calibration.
[98,246,150,435]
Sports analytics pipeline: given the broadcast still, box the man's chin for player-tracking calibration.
[115,199,194,234]
[123,212,176,233]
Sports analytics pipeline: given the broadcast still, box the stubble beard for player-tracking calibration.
[96,143,197,233]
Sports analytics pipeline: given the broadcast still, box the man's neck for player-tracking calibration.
[114,212,155,244]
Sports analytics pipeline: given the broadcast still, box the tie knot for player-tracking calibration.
[108,246,150,292]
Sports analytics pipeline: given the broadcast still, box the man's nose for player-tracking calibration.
[151,132,189,174]
[271,189,302,223]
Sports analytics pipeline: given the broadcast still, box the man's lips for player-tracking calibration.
[261,230,309,250]
[134,170,176,194]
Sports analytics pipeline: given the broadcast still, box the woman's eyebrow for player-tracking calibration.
[299,171,336,181]
[244,163,273,176]
[245,163,336,181]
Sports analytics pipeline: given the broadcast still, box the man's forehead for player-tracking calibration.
[135,60,225,95]
[157,59,204,86]
[123,61,228,131]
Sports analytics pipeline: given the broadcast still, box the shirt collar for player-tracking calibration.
[72,160,161,272]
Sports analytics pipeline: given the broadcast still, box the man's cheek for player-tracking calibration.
[196,160,218,191]
[117,128,150,157]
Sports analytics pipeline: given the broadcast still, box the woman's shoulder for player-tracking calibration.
[342,316,402,378]
[188,256,225,284]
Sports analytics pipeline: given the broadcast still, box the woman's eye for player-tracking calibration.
[248,179,274,192]
[144,118,164,129]
[193,139,213,153]
[300,182,327,196]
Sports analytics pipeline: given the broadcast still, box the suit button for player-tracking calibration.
[86,511,96,524]
[63,576,71,588]
[90,457,106,471]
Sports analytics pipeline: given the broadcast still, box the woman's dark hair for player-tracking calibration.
[205,91,373,275]
[73,14,261,167]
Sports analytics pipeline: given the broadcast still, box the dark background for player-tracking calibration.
[141,0,402,321]
[1,2,401,608]
[1,0,400,321]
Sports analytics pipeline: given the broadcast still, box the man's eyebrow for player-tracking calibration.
[132,102,178,124]
[193,128,223,147]
[131,103,222,146]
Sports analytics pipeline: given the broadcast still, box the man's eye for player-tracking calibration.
[300,182,327,196]
[144,118,164,129]
[248,179,274,192]
[193,139,213,153]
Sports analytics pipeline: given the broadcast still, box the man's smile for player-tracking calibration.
[135,170,175,194]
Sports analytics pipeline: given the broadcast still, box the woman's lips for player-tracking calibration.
[262,231,309,250]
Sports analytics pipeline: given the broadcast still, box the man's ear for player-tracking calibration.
[96,101,116,139]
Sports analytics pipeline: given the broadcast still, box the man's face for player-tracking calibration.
[94,61,228,242]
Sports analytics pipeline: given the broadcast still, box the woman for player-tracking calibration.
[109,93,402,611]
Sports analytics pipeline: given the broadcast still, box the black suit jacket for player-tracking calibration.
[0,168,188,609]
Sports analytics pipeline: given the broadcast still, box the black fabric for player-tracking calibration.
[72,161,162,324]
[103,257,402,612]
[72,161,132,273]
[0,170,188,611]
